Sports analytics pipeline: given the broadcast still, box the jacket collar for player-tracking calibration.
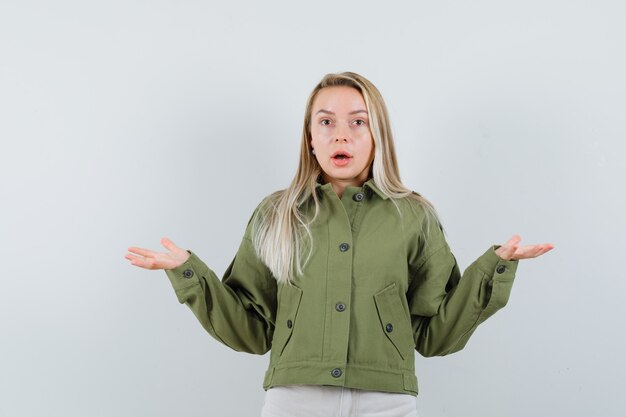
[314,175,388,200]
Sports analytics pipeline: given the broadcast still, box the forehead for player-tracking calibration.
[312,86,366,112]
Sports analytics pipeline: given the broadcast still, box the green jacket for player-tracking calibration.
[164,178,519,396]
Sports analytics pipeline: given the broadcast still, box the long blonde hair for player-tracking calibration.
[251,72,443,285]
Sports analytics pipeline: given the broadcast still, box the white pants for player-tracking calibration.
[261,384,418,417]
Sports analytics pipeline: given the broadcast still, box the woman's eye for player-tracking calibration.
[354,119,366,126]
[321,119,331,126]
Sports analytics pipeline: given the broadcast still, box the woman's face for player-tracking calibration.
[310,86,374,188]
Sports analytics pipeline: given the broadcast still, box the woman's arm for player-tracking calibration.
[405,200,552,357]
[164,235,277,355]
[126,203,277,355]
[408,241,518,357]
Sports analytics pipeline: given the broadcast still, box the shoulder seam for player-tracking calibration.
[411,243,449,274]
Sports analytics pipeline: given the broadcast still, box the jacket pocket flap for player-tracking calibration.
[274,283,303,357]
[374,283,410,360]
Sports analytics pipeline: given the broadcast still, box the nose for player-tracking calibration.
[334,122,350,142]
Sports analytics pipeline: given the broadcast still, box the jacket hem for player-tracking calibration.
[263,362,418,396]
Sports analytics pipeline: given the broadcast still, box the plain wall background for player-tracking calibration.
[1,1,624,416]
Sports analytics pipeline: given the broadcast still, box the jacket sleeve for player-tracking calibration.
[163,206,277,355]
[406,210,519,357]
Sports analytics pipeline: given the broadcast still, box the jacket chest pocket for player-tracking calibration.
[373,283,414,361]
[272,283,303,357]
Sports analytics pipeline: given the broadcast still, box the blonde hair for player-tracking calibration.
[251,72,443,285]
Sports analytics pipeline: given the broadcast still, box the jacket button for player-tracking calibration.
[331,368,342,378]
[287,319,293,329]
[339,243,350,252]
[335,302,346,312]
[386,323,394,333]
[496,265,506,274]
[182,269,194,279]
[353,193,364,202]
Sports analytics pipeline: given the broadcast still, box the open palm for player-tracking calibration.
[125,237,190,270]
[495,235,553,261]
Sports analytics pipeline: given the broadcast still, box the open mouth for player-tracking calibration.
[331,150,353,166]
[331,150,353,160]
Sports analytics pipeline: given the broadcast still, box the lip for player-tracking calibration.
[330,150,353,167]
[330,150,353,158]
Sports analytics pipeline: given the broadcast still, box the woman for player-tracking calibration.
[125,72,553,417]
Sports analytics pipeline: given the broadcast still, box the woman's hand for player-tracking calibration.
[495,234,554,261]
[125,237,191,270]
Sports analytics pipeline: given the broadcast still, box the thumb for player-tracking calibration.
[500,234,521,259]
[506,234,522,247]
[161,237,179,252]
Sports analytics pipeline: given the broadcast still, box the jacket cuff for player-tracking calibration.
[475,245,519,279]
[164,250,210,290]
[475,245,519,317]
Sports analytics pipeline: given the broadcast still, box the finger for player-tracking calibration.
[500,245,518,260]
[523,245,543,256]
[161,237,180,252]
[533,243,554,257]
[125,253,140,262]
[499,235,521,259]
[500,235,522,259]
[506,234,522,246]
[529,246,545,257]
[127,246,158,258]
[125,253,156,269]
[512,245,539,259]
[514,244,550,259]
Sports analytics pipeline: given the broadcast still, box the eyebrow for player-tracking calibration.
[315,109,368,115]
